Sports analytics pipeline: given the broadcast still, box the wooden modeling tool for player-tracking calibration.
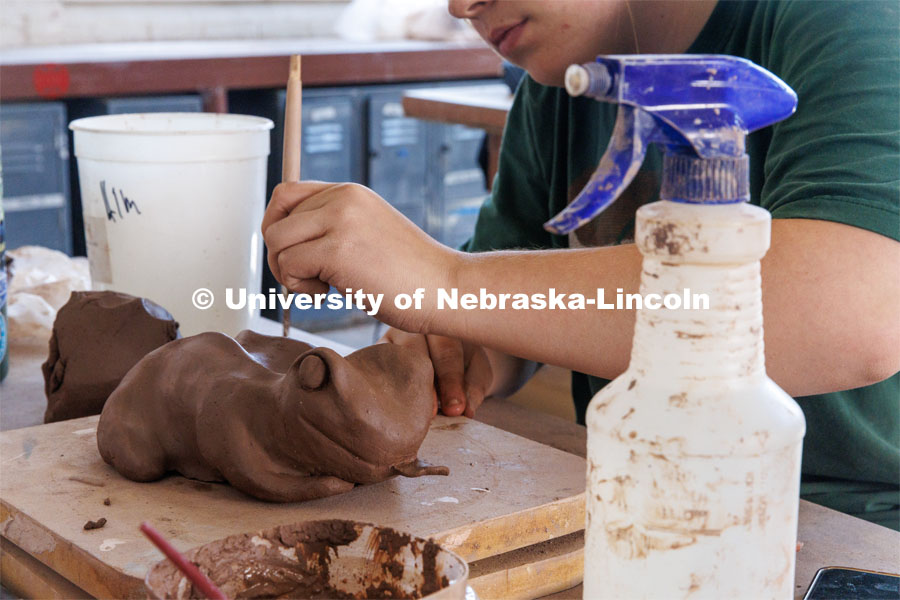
[140,522,228,600]
[281,55,302,337]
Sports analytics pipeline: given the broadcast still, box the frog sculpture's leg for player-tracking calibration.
[98,334,231,484]
[96,400,171,482]
[200,416,355,502]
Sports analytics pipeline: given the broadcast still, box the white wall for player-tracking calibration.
[0,0,349,48]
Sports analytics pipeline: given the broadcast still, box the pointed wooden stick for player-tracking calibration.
[281,55,302,337]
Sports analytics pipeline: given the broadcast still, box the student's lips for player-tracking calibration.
[490,20,527,55]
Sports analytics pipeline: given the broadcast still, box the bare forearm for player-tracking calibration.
[435,245,642,380]
[761,219,900,395]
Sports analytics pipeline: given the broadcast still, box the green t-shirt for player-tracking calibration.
[462,0,900,530]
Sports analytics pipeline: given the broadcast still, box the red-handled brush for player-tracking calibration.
[140,521,228,600]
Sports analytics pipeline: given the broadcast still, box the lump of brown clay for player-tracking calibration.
[42,291,179,423]
[83,518,107,530]
[96,330,448,502]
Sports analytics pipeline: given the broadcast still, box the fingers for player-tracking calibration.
[462,345,493,418]
[261,181,338,238]
[426,335,467,417]
[263,182,369,285]
[275,236,335,292]
[265,208,329,283]
[262,181,448,337]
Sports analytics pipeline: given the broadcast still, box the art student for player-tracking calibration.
[262,1,900,529]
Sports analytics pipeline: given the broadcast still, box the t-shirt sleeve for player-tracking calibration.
[462,77,556,252]
[760,0,900,241]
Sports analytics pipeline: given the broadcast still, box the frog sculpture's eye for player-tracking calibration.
[298,353,328,391]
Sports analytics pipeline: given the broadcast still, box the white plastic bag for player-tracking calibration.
[7,246,91,347]
[334,0,479,42]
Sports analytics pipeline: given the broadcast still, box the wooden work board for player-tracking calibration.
[0,414,586,599]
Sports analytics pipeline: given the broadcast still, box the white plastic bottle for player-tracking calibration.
[545,56,808,598]
[583,199,805,598]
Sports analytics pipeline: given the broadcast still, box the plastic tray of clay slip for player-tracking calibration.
[145,519,477,600]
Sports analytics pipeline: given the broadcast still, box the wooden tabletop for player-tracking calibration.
[2,317,898,599]
[402,83,513,135]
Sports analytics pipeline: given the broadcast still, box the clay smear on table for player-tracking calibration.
[42,290,179,423]
[97,330,447,502]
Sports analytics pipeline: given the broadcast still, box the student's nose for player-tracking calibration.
[448,0,492,19]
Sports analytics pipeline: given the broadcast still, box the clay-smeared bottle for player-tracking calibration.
[546,55,806,599]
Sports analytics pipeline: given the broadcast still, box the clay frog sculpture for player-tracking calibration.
[97,330,447,502]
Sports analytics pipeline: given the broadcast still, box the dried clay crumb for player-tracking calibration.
[84,518,107,530]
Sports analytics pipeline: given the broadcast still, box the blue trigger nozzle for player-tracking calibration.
[544,55,797,236]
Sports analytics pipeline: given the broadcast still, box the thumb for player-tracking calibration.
[462,345,493,418]
[426,335,467,417]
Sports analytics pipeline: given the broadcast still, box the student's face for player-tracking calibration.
[448,0,636,86]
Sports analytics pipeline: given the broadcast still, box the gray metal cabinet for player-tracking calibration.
[366,89,429,229]
[230,87,365,197]
[425,122,488,249]
[75,95,203,116]
[367,81,493,249]
[295,89,365,185]
[0,102,72,254]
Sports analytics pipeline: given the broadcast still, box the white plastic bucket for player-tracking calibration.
[70,113,273,336]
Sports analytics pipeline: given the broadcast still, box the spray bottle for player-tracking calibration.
[544,55,807,598]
